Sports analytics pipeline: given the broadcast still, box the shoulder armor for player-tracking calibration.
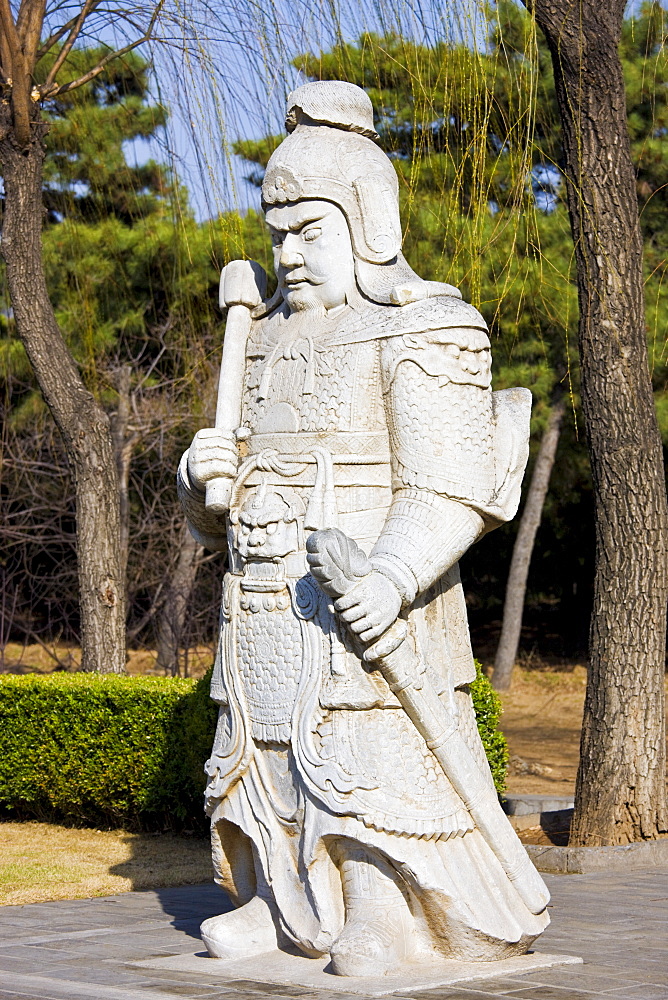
[390,294,488,336]
[381,326,492,392]
[323,296,488,350]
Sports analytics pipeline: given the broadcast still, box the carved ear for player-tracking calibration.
[352,176,402,262]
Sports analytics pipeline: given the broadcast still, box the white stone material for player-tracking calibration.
[179,79,549,978]
[135,950,582,995]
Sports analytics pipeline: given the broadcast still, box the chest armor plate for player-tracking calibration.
[242,310,385,436]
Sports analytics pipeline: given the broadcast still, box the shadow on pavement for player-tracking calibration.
[153,883,231,942]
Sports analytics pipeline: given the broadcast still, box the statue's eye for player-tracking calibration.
[302,226,322,243]
[266,522,277,535]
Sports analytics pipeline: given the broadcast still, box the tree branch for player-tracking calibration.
[0,0,31,145]
[0,29,12,82]
[37,14,82,59]
[16,0,46,73]
[41,0,97,94]
[0,0,22,78]
[43,1,164,98]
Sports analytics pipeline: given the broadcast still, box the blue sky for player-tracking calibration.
[119,0,659,221]
[122,0,490,220]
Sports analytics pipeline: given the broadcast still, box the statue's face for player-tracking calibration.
[265,200,356,312]
[236,513,299,561]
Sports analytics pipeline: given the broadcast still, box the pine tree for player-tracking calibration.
[0,4,162,673]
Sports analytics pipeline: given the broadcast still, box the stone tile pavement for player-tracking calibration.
[0,870,665,1000]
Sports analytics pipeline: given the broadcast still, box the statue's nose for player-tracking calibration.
[248,526,265,547]
[280,248,303,268]
[279,235,304,269]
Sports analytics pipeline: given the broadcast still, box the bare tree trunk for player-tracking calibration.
[492,397,566,691]
[110,365,133,581]
[0,113,126,674]
[522,0,668,843]
[155,524,203,676]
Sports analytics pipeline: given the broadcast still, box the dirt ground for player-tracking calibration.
[499,665,587,797]
[0,642,213,678]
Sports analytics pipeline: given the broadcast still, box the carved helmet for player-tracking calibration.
[262,81,459,304]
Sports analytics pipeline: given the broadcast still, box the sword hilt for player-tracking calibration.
[305,527,372,601]
[306,527,407,663]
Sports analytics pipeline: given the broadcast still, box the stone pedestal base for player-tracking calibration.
[134,948,582,995]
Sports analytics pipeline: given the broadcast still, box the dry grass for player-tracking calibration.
[499,665,668,797]
[0,643,213,679]
[0,821,213,906]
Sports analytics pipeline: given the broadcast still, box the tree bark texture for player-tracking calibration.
[492,398,566,692]
[522,0,667,843]
[155,523,203,676]
[110,364,133,582]
[0,112,126,673]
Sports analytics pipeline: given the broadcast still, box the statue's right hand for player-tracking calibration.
[187,428,238,492]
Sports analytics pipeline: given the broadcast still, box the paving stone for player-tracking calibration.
[0,944,83,964]
[124,983,254,996]
[0,993,63,1000]
[407,979,552,996]
[0,956,65,976]
[36,966,151,987]
[216,982,323,996]
[400,992,524,1000]
[602,990,668,1000]
[400,990,522,999]
[519,968,647,990]
[627,970,668,986]
[0,972,233,1000]
[494,990,601,1000]
[0,872,664,1000]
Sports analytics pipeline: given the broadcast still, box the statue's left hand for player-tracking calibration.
[334,572,401,643]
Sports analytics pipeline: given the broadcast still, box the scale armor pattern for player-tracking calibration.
[301,343,356,432]
[237,601,304,743]
[327,706,473,839]
[386,361,495,504]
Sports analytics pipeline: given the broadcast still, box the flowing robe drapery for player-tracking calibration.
[178,295,548,960]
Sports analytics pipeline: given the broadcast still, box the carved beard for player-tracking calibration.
[285,284,327,315]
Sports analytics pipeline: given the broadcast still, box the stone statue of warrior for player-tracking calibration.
[179,80,549,977]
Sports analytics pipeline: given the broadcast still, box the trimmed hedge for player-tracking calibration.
[471,661,509,794]
[0,662,507,831]
[0,671,217,833]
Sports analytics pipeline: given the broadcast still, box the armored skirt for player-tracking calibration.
[204,554,548,961]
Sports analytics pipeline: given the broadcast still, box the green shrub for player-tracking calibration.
[0,671,217,833]
[470,660,509,794]
[0,659,507,831]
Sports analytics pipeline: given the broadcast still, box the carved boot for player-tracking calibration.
[330,849,413,977]
[200,895,281,960]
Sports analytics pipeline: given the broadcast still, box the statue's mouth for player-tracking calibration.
[284,270,326,287]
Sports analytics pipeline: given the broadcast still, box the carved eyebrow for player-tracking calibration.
[267,209,327,233]
[290,212,326,231]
